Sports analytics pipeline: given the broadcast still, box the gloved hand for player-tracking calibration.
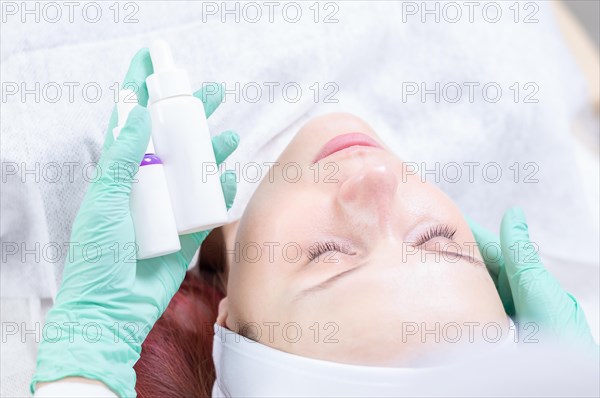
[468,207,595,347]
[31,49,238,397]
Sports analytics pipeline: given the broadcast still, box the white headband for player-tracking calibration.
[212,320,517,397]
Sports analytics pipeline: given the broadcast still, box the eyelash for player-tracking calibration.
[414,224,457,246]
[307,241,353,261]
[307,224,457,261]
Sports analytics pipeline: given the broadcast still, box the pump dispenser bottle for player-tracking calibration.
[113,89,181,259]
[146,40,228,234]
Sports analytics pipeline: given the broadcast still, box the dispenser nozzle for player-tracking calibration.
[150,40,176,73]
[146,38,193,102]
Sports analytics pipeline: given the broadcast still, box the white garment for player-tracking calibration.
[211,323,517,397]
[2,2,599,395]
[211,324,598,397]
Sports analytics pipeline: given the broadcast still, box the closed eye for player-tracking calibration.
[412,224,484,266]
[413,224,457,246]
[307,240,355,261]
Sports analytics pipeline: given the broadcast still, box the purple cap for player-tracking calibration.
[140,153,163,167]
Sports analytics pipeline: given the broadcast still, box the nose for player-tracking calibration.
[337,161,398,230]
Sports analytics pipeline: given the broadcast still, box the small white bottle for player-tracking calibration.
[113,89,181,259]
[146,40,228,234]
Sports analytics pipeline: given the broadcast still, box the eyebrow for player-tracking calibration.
[293,264,365,302]
[293,250,485,301]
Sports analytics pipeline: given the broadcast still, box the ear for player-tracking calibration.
[216,297,229,327]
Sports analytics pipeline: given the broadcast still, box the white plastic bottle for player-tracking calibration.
[146,40,228,234]
[113,89,181,259]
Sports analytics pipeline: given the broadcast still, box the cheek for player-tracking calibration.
[409,183,461,219]
[420,266,503,322]
[226,271,277,331]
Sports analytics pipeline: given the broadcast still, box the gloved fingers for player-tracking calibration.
[466,215,503,280]
[500,208,595,344]
[193,82,224,118]
[99,106,151,189]
[121,47,153,106]
[499,208,567,320]
[563,293,596,346]
[499,207,546,280]
[134,256,188,314]
[467,214,515,315]
[221,170,238,210]
[103,48,153,152]
[212,130,240,165]
[106,106,152,164]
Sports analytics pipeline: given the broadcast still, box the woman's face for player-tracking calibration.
[221,113,507,366]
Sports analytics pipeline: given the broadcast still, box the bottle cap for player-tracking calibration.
[146,40,193,103]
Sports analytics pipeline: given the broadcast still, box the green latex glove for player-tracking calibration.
[468,207,595,347]
[31,49,238,397]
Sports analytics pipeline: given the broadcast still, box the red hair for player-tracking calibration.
[134,229,227,397]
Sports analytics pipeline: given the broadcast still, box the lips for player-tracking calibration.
[313,132,382,163]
